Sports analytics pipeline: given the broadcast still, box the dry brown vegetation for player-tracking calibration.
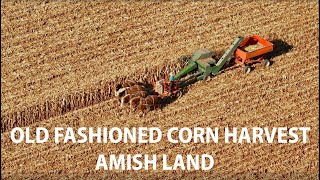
[1,1,319,179]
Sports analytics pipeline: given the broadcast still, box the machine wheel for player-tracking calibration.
[164,96,172,103]
[176,90,183,98]
[261,59,271,68]
[204,75,211,81]
[243,66,251,74]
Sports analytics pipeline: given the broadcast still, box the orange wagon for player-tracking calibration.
[234,35,273,73]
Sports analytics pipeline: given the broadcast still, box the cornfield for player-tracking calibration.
[1,1,318,179]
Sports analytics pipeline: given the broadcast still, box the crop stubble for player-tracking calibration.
[1,1,318,130]
[1,0,319,179]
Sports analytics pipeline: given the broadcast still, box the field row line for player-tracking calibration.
[2,2,193,46]
[4,97,316,166]
[159,66,318,118]
[221,144,318,177]
[2,1,165,36]
[3,4,311,65]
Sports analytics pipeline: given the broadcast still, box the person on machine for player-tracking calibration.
[169,72,175,96]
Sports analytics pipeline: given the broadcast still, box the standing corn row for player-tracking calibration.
[1,63,185,132]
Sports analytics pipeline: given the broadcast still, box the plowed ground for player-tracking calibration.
[1,1,319,179]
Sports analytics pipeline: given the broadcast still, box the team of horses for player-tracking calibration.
[114,80,162,113]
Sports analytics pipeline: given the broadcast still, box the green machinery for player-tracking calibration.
[154,36,244,96]
[174,36,244,86]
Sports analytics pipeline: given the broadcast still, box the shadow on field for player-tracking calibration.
[158,86,189,110]
[135,81,190,111]
[267,39,294,59]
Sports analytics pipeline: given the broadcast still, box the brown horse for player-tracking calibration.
[136,95,161,113]
[122,80,138,88]
[126,84,145,94]
[129,96,142,110]
[121,91,148,107]
[114,81,141,97]
[115,84,144,98]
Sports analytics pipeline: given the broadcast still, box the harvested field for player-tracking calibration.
[1,0,319,179]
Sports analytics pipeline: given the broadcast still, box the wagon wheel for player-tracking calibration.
[261,59,271,68]
[243,66,251,74]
